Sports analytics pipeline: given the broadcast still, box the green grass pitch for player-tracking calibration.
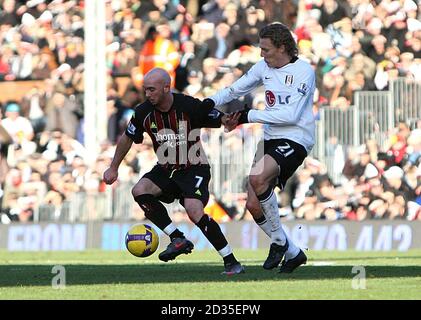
[1,249,421,299]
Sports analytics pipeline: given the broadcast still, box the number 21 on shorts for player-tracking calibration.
[276,142,294,157]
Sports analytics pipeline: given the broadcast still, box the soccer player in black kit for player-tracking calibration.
[103,68,244,275]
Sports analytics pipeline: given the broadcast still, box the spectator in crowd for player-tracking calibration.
[1,102,34,152]
[202,0,231,25]
[0,0,19,27]
[20,86,47,134]
[317,0,349,30]
[236,6,266,46]
[174,40,204,91]
[0,109,12,190]
[135,22,180,87]
[45,93,79,139]
[205,22,235,60]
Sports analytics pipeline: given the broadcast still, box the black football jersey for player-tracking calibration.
[125,93,222,170]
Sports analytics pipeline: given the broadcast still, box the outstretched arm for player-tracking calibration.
[227,70,316,127]
[195,98,246,129]
[209,62,263,107]
[103,134,133,184]
[222,94,312,132]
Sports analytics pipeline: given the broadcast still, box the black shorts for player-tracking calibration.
[142,164,211,206]
[254,138,307,189]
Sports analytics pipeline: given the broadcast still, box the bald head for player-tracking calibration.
[144,68,171,86]
[143,68,172,109]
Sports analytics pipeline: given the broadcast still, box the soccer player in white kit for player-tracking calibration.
[203,23,316,273]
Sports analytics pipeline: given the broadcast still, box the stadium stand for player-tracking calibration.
[0,0,420,224]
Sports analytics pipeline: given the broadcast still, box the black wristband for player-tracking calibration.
[201,98,215,109]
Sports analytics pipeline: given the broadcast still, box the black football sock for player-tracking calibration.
[253,215,266,224]
[222,253,237,265]
[169,229,185,240]
[134,194,184,240]
[196,214,238,264]
[196,214,227,250]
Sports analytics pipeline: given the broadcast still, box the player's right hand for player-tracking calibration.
[103,167,118,185]
[222,112,241,132]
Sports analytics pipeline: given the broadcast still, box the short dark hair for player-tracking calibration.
[259,23,298,57]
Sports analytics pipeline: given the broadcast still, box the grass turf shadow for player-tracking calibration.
[1,264,421,287]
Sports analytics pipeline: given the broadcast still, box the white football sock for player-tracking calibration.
[284,234,300,261]
[258,189,287,246]
[256,216,299,260]
[163,223,177,236]
[255,217,271,237]
[218,244,233,258]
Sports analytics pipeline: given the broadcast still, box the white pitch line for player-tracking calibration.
[311,261,336,266]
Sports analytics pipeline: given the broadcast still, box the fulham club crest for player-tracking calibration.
[285,75,293,86]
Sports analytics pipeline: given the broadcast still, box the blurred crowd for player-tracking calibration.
[284,123,421,221]
[0,0,420,223]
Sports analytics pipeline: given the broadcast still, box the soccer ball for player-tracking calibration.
[125,224,159,257]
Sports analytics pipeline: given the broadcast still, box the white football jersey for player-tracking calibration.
[210,58,316,153]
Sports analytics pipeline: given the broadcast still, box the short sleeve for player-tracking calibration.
[125,110,145,144]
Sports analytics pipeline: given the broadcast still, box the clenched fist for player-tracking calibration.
[103,167,118,185]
